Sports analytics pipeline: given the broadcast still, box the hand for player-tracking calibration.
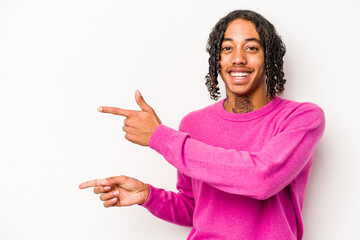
[98,90,162,146]
[79,175,150,208]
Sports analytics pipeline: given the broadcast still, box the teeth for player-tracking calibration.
[230,72,250,77]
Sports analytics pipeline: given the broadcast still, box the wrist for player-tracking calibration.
[140,184,150,205]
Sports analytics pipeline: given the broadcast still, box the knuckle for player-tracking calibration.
[125,119,133,127]
[124,133,131,141]
[125,134,136,143]
[100,194,106,201]
[118,175,127,182]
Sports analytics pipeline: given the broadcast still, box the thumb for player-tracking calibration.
[135,90,152,111]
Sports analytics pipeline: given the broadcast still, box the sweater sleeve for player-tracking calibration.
[149,105,325,200]
[140,171,195,226]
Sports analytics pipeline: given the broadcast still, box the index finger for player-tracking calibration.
[79,178,109,189]
[98,106,134,117]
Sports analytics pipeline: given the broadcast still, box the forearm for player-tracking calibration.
[141,184,194,227]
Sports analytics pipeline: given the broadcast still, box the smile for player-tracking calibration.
[228,70,252,83]
[230,72,250,80]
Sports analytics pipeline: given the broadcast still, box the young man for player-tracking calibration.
[79,10,325,239]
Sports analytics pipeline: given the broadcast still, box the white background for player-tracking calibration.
[1,0,359,239]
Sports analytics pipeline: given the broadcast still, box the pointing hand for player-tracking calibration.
[98,90,162,146]
[79,176,150,207]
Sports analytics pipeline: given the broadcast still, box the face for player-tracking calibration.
[219,19,266,100]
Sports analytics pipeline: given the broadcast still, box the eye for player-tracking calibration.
[246,46,259,52]
[221,46,232,51]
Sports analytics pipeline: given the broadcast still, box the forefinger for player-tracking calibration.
[98,106,134,117]
[79,178,108,189]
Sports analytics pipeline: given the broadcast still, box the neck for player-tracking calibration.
[224,94,271,113]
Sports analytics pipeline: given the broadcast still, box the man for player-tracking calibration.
[79,10,325,239]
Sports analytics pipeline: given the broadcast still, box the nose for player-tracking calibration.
[232,50,246,65]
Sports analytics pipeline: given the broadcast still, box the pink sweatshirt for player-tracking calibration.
[141,97,325,240]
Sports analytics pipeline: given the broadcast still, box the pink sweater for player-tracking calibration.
[142,97,325,240]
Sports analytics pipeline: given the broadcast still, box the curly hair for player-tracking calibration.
[205,10,286,100]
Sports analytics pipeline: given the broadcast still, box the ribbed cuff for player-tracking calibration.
[149,124,167,153]
[138,184,159,210]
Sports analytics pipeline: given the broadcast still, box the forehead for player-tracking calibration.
[224,19,259,40]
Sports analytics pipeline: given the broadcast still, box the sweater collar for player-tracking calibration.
[216,96,282,121]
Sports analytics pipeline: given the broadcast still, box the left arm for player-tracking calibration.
[149,105,325,200]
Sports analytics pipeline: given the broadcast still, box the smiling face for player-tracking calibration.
[219,19,267,103]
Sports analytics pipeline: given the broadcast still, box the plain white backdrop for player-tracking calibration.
[1,0,359,239]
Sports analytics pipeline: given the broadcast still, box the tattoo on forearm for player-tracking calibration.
[232,96,255,113]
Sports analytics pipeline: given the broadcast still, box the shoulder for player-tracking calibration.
[179,101,221,132]
[275,97,325,131]
[277,98,324,118]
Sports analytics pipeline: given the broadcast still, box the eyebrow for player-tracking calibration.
[223,37,261,44]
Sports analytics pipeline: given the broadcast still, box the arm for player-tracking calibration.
[141,171,195,227]
[149,105,325,200]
